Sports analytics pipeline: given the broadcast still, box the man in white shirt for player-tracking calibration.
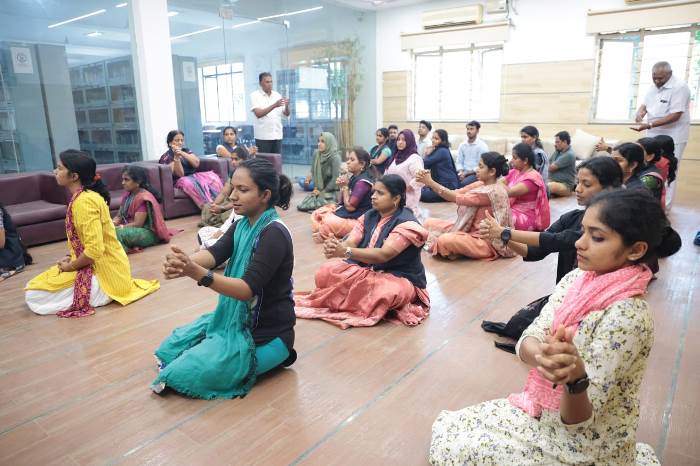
[456,120,489,187]
[417,120,432,157]
[631,61,691,206]
[250,72,289,154]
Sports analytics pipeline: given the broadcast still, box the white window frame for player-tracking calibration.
[412,43,503,122]
[591,24,700,123]
[197,62,246,124]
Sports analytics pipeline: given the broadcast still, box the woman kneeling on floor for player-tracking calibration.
[430,188,681,466]
[310,147,377,243]
[25,150,159,317]
[295,174,430,329]
[113,165,174,252]
[418,151,514,260]
[152,158,296,399]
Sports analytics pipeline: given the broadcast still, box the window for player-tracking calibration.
[197,62,246,123]
[413,45,503,121]
[593,26,700,121]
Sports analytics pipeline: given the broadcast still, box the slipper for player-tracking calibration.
[0,265,25,281]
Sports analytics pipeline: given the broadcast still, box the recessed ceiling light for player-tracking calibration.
[168,11,179,17]
[48,9,107,28]
[86,31,103,37]
[115,2,127,7]
[170,25,222,40]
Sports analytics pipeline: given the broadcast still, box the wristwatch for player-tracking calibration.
[344,247,353,259]
[566,374,590,394]
[197,269,214,287]
[500,227,512,244]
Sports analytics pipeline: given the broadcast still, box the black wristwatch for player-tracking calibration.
[566,374,590,394]
[197,269,214,287]
[500,227,512,244]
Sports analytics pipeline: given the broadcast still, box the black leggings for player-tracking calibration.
[255,139,282,154]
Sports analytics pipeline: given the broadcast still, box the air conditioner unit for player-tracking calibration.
[422,5,484,30]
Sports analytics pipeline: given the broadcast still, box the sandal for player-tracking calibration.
[0,265,25,281]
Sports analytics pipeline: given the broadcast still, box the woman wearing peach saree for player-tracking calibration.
[419,152,515,260]
[295,175,430,329]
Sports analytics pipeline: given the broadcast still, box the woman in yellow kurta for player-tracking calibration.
[25,150,159,317]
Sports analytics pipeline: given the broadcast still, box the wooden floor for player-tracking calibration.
[1,162,699,466]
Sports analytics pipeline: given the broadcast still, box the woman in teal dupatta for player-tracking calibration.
[297,132,342,212]
[154,159,296,399]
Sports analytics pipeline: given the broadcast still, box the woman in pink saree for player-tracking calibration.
[505,143,550,231]
[295,174,430,329]
[419,152,515,260]
[159,130,223,208]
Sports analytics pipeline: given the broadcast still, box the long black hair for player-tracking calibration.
[122,165,163,203]
[588,189,681,267]
[59,150,110,205]
[480,151,510,178]
[637,137,661,164]
[512,142,536,168]
[433,129,450,148]
[653,134,679,184]
[239,158,292,210]
[377,174,407,209]
[613,143,645,176]
[577,156,623,189]
[520,125,543,149]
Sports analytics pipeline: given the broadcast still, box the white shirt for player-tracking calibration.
[643,75,691,144]
[456,137,489,172]
[417,132,432,157]
[250,88,285,140]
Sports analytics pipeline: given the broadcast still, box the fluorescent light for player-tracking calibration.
[170,25,221,40]
[48,9,107,28]
[257,6,323,21]
[168,11,179,17]
[231,20,260,29]
[86,31,103,37]
[115,2,127,7]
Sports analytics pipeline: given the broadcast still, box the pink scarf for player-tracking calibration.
[508,264,652,417]
[57,189,95,318]
[506,168,550,231]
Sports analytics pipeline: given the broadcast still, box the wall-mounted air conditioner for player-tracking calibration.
[422,5,484,30]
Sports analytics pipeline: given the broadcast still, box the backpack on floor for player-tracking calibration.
[481,295,550,354]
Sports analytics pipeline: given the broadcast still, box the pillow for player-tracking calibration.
[571,129,601,160]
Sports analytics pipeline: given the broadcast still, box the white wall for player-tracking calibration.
[375,0,629,123]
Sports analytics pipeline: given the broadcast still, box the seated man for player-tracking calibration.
[547,131,576,197]
[456,120,489,187]
[417,120,433,157]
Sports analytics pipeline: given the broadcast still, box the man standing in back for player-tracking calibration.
[250,72,289,154]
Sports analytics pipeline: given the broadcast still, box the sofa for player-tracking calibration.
[0,172,70,247]
[96,162,162,215]
[147,157,229,219]
[255,152,283,175]
[448,129,617,162]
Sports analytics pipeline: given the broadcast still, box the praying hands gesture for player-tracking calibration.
[415,168,433,185]
[56,255,73,273]
[323,237,345,259]
[162,245,196,279]
[534,325,586,386]
[336,174,349,188]
[478,211,504,240]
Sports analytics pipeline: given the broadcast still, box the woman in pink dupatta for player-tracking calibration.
[159,130,223,208]
[419,152,515,260]
[385,129,425,222]
[295,175,430,329]
[430,189,681,466]
[113,165,177,252]
[505,143,550,231]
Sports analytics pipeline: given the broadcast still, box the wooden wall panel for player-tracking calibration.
[502,60,595,94]
[500,93,592,124]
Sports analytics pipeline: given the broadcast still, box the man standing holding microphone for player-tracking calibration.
[250,72,289,154]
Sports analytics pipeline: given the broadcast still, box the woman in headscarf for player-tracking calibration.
[297,132,342,213]
[385,129,424,221]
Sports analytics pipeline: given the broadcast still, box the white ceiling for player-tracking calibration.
[327,0,431,10]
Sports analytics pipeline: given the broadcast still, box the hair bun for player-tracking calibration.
[656,225,682,258]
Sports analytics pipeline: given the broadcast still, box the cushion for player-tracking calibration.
[571,129,601,161]
[109,189,125,211]
[480,136,507,155]
[174,188,189,200]
[6,200,67,226]
[541,138,555,156]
